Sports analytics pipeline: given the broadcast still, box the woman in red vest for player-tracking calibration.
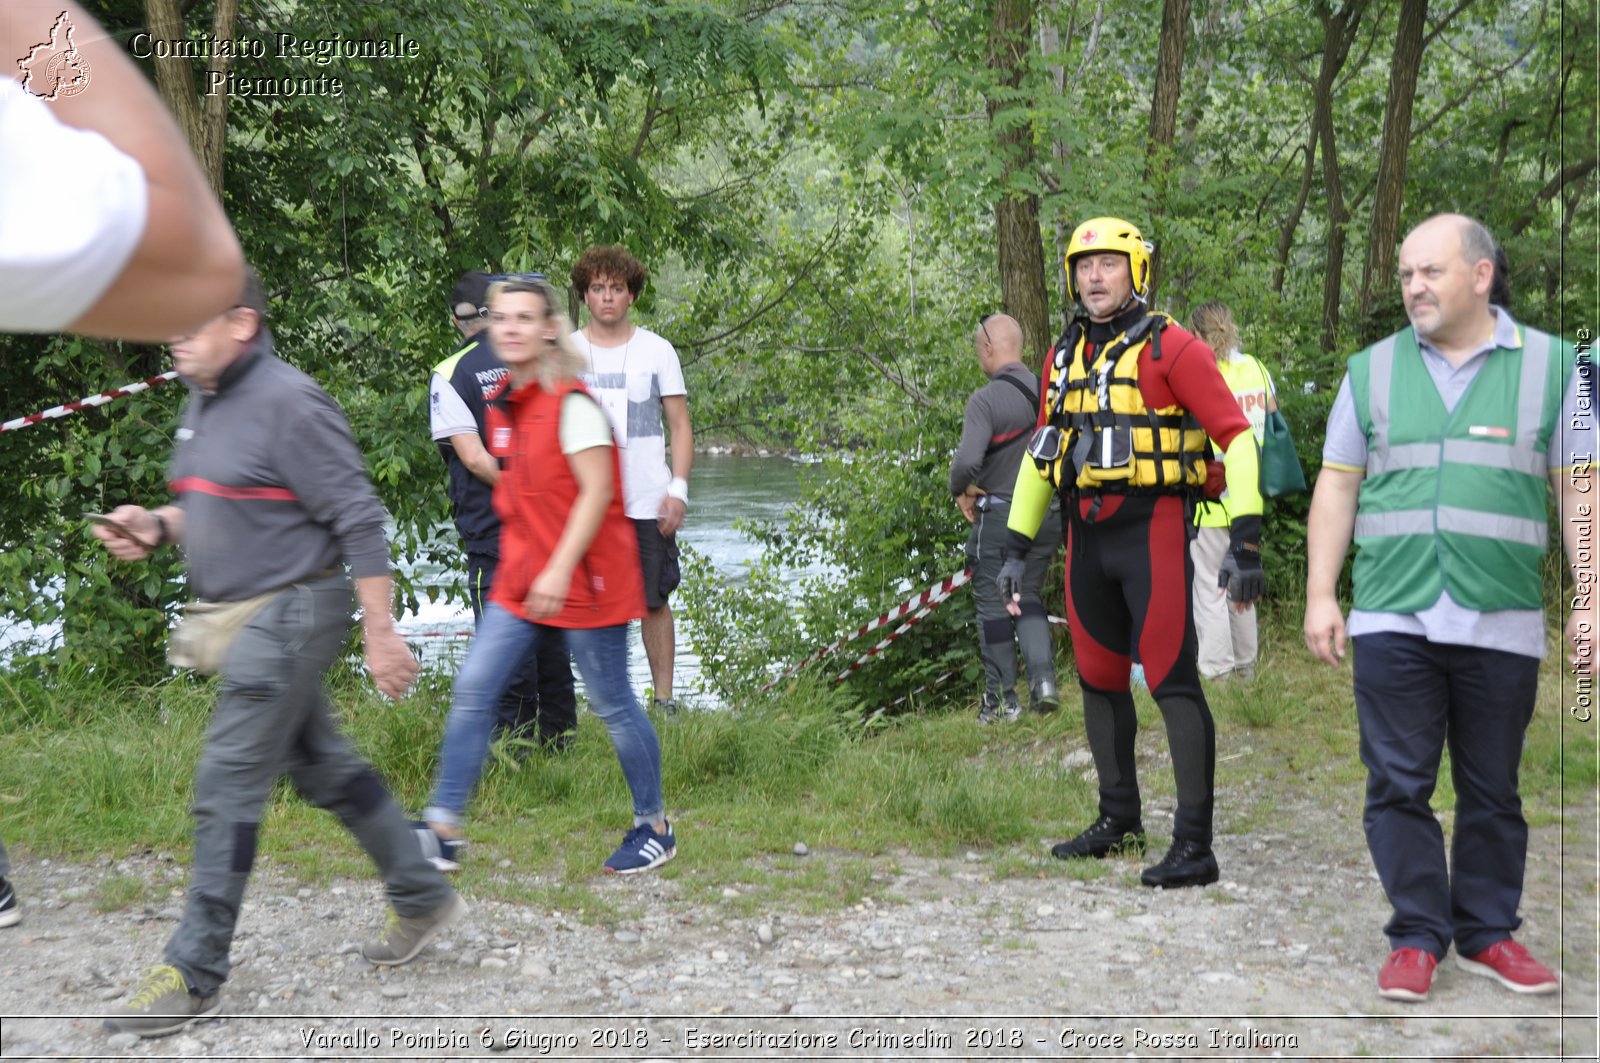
[420,277,675,875]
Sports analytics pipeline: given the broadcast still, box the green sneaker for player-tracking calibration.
[360,892,468,966]
[103,964,221,1038]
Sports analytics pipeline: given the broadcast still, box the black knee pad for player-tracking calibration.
[982,616,1015,644]
[230,821,259,874]
[340,766,388,819]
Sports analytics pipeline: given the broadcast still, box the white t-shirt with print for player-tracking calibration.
[0,80,148,332]
[578,326,686,519]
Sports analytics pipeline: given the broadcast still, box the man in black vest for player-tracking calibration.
[430,271,577,752]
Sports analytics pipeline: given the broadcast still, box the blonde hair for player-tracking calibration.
[487,279,587,388]
[1189,301,1239,357]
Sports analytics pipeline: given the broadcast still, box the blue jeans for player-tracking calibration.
[425,604,663,826]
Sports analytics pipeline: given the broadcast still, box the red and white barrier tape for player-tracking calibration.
[761,568,972,691]
[834,576,966,682]
[399,629,475,639]
[1,370,181,434]
[874,666,963,715]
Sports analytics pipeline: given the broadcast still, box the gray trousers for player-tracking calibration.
[966,497,1060,698]
[164,571,450,996]
[0,836,8,878]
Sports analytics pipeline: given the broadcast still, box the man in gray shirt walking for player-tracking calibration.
[950,313,1060,723]
[92,268,466,1038]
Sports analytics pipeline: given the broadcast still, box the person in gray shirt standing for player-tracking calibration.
[950,313,1061,723]
[91,267,466,1038]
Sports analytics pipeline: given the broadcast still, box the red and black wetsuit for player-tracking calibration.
[1038,305,1250,845]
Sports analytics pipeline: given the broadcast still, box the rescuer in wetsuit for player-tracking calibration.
[1000,217,1264,888]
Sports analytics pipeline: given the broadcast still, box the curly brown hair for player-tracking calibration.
[570,245,649,298]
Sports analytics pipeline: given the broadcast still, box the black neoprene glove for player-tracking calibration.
[1218,514,1264,605]
[996,530,1034,603]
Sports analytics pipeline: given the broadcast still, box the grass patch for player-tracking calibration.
[0,618,1591,916]
[94,874,155,913]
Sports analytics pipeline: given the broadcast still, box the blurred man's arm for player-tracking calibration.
[1,1,242,340]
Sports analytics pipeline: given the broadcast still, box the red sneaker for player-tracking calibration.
[1377,947,1438,1002]
[1456,939,1560,994]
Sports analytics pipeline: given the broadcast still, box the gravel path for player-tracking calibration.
[1,788,1595,1060]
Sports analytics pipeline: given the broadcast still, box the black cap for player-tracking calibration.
[449,270,492,319]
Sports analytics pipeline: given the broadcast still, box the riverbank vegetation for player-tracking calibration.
[0,2,1589,712]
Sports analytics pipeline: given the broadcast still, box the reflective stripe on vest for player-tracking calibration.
[1350,326,1564,613]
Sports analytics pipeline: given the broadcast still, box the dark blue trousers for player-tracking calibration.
[1353,632,1539,959]
[467,552,577,741]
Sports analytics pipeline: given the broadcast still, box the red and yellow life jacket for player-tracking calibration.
[1037,312,1208,492]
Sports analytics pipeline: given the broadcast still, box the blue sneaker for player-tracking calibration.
[411,821,463,873]
[603,821,677,875]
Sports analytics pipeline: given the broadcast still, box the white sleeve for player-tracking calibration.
[0,84,149,332]
[654,336,687,398]
[429,373,478,441]
[559,391,616,454]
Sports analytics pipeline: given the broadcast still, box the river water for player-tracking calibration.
[397,452,813,705]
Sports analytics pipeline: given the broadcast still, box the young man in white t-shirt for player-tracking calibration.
[570,246,694,712]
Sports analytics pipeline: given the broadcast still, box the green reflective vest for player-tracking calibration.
[1349,324,1570,613]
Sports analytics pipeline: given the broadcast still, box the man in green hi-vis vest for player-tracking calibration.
[1304,214,1595,1005]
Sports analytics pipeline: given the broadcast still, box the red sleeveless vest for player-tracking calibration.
[486,376,644,628]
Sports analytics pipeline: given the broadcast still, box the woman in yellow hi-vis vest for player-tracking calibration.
[1189,302,1276,681]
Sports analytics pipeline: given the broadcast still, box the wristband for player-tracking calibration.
[666,476,689,505]
[151,510,169,547]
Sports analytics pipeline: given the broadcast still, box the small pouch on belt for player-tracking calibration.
[168,591,279,675]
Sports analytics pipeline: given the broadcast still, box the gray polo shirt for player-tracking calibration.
[949,362,1040,500]
[170,333,392,602]
[1321,308,1593,657]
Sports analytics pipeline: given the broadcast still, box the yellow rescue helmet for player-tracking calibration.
[1065,217,1153,305]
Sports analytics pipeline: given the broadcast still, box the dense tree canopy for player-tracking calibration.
[1,0,1591,704]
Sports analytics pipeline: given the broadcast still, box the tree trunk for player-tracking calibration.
[1272,136,1317,295]
[1145,0,1192,178]
[1317,91,1348,354]
[1042,1,1109,320]
[989,0,1051,367]
[1143,0,1192,304]
[1358,0,1428,327]
[144,0,238,195]
[1311,1,1369,353]
[1179,0,1227,153]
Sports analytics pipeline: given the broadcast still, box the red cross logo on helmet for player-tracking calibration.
[1082,229,1098,245]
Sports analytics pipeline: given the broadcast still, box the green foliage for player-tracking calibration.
[4,0,1590,703]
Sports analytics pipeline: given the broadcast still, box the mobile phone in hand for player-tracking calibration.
[85,512,146,544]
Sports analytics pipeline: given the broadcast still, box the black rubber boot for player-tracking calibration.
[1140,838,1220,888]
[1050,814,1147,860]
